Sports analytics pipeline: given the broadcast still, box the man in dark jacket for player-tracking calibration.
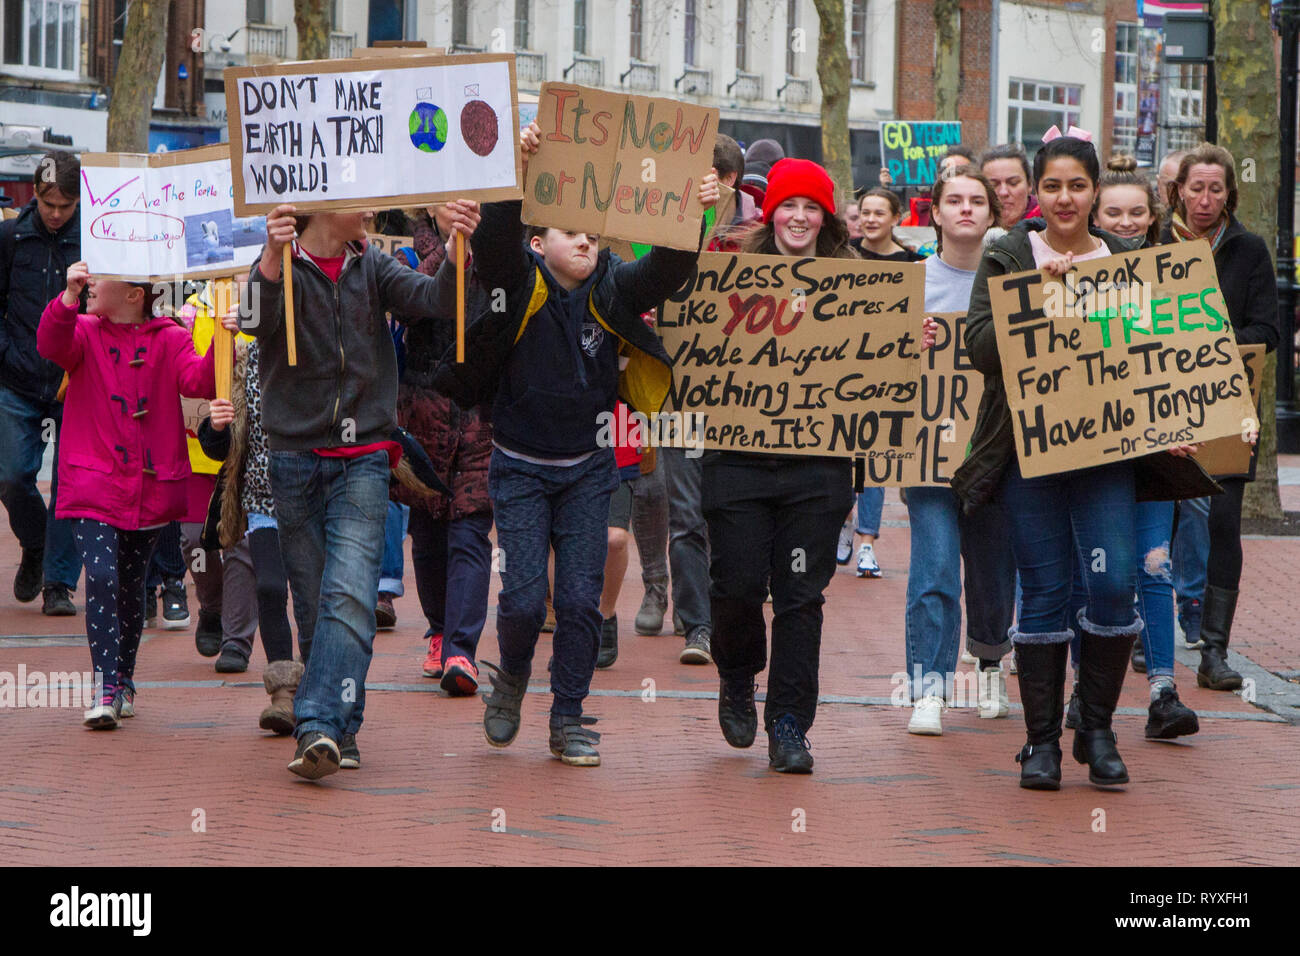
[434,123,718,767]
[0,150,82,614]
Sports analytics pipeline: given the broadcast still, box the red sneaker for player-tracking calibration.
[422,633,444,678]
[441,656,479,696]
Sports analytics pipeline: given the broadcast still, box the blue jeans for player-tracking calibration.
[905,486,1018,697]
[378,500,409,596]
[855,487,884,536]
[488,448,618,717]
[270,450,390,741]
[0,385,80,588]
[1070,499,1174,677]
[1004,459,1141,645]
[1171,495,1209,617]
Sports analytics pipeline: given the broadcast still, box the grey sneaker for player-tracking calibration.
[680,625,712,665]
[548,714,601,766]
[634,581,668,635]
[339,733,361,769]
[482,662,529,747]
[596,615,618,669]
[287,730,340,780]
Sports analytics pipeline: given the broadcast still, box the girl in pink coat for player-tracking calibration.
[38,261,216,729]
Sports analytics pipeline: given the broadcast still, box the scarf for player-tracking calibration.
[1170,211,1229,252]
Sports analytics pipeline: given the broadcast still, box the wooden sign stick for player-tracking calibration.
[283,244,298,366]
[456,231,465,364]
[213,277,234,401]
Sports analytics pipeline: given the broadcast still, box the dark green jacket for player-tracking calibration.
[951,219,1220,512]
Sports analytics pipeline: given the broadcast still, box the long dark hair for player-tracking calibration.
[1032,136,1100,190]
[740,203,856,258]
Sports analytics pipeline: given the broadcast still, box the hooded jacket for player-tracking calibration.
[37,294,216,529]
[950,219,1220,512]
[0,199,80,402]
[433,199,697,460]
[245,239,447,452]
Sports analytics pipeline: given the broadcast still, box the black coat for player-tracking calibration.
[0,199,80,403]
[951,219,1220,512]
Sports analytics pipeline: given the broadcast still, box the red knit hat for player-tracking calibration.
[761,158,837,222]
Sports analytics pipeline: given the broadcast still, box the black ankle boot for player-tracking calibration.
[1072,631,1135,787]
[1012,641,1069,791]
[1197,585,1242,691]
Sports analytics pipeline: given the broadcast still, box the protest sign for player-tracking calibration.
[1193,344,1265,478]
[657,252,925,482]
[366,233,415,257]
[989,239,1256,478]
[521,83,717,250]
[224,53,522,216]
[879,121,962,187]
[897,312,983,485]
[79,145,265,281]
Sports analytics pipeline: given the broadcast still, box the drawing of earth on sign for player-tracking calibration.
[460,100,499,157]
[409,102,448,152]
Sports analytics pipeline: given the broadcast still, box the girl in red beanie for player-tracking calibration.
[705,158,855,774]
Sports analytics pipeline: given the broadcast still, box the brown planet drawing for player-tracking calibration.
[460,100,499,157]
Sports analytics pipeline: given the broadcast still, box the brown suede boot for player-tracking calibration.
[259,660,303,735]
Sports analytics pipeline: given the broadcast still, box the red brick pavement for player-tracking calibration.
[2,486,1297,866]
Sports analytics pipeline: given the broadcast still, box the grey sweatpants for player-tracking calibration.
[180,522,258,658]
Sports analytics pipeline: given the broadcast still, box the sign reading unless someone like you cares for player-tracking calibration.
[521,83,718,251]
[223,53,522,215]
[79,144,265,281]
[989,239,1256,479]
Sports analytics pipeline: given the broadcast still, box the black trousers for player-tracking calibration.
[1206,477,1246,590]
[702,453,852,734]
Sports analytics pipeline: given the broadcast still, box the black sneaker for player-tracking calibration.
[144,587,158,629]
[768,714,813,774]
[14,547,43,603]
[161,578,190,630]
[596,615,618,669]
[214,645,249,673]
[41,584,75,616]
[679,625,712,665]
[548,714,601,767]
[718,676,758,748]
[1145,685,1200,739]
[339,733,361,769]
[375,593,396,630]
[1131,642,1147,674]
[287,731,340,780]
[482,662,529,747]
[194,609,222,657]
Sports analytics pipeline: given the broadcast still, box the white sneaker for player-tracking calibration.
[83,703,120,730]
[907,695,944,735]
[960,648,979,665]
[836,518,854,565]
[856,543,881,578]
[978,667,1010,719]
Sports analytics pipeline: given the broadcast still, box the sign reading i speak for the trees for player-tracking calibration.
[522,83,718,251]
[657,252,926,482]
[989,239,1256,478]
[224,53,522,216]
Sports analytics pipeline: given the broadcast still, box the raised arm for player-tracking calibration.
[36,261,89,371]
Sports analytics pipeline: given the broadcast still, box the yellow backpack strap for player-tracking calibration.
[513,267,549,345]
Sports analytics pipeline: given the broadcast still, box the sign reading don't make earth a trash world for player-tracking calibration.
[522,83,717,251]
[990,239,1256,479]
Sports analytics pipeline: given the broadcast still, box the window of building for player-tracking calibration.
[515,0,530,50]
[1113,23,1139,155]
[630,0,642,60]
[849,0,869,82]
[1007,78,1084,155]
[684,0,696,65]
[785,0,798,77]
[574,0,587,55]
[736,0,747,72]
[452,0,469,46]
[368,0,404,45]
[246,0,267,24]
[3,0,79,73]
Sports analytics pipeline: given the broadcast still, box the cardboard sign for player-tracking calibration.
[1193,344,1265,478]
[224,53,522,216]
[657,252,925,482]
[79,145,266,281]
[365,234,415,258]
[990,239,1256,478]
[522,83,717,251]
[898,312,984,485]
[879,121,962,187]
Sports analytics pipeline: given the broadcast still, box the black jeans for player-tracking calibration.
[1206,477,1246,590]
[702,453,852,734]
[247,526,299,663]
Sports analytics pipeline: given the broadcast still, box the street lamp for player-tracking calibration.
[1276,0,1300,452]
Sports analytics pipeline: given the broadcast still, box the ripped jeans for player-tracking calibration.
[1071,500,1174,677]
[1003,459,1141,645]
